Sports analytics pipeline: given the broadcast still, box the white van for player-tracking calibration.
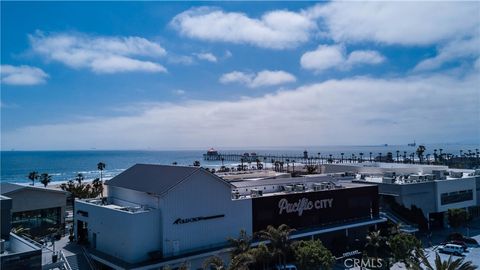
[440,244,464,256]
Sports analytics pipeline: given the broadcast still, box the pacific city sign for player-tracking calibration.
[278,197,333,216]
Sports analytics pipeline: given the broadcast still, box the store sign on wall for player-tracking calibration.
[173,214,225,225]
[278,197,333,216]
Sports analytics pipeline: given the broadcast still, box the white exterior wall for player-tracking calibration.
[75,200,161,264]
[108,185,160,208]
[161,171,252,258]
[435,177,477,213]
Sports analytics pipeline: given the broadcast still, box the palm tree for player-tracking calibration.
[28,171,39,186]
[414,250,477,270]
[256,224,294,267]
[228,252,255,270]
[364,230,384,258]
[193,160,201,167]
[228,229,251,259]
[359,152,364,163]
[369,152,373,162]
[75,173,84,184]
[396,150,400,162]
[97,162,106,199]
[40,173,52,187]
[202,255,225,270]
[416,145,426,164]
[250,243,271,270]
[340,153,344,163]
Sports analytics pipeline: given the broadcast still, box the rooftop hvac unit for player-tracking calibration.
[284,185,294,192]
[432,170,447,180]
[450,171,463,178]
[232,191,240,199]
[384,171,396,178]
[425,174,435,181]
[294,184,305,191]
[410,175,420,181]
[382,177,395,184]
[251,189,263,197]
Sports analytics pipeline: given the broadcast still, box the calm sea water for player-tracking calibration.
[1,144,478,183]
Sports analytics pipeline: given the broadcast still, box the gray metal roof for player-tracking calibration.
[230,175,337,188]
[0,183,27,194]
[0,182,68,195]
[105,164,210,195]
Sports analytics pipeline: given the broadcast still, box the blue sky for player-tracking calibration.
[1,1,479,150]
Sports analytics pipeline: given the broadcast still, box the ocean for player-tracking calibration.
[1,143,478,184]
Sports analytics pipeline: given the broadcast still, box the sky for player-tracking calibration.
[1,1,479,150]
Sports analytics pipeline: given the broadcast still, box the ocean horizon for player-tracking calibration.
[1,143,478,184]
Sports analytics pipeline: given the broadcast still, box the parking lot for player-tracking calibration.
[423,234,480,268]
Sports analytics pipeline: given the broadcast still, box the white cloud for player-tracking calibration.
[1,65,49,86]
[307,2,479,45]
[414,37,480,72]
[300,45,385,72]
[173,89,186,95]
[219,71,252,85]
[220,70,296,88]
[3,72,478,150]
[194,52,217,62]
[171,7,316,49]
[29,31,167,74]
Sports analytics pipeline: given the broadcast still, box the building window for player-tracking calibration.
[441,189,473,205]
[12,207,61,235]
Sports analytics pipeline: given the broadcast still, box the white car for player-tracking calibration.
[440,244,464,256]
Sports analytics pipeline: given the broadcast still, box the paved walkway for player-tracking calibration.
[43,235,93,270]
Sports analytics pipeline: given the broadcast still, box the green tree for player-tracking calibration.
[249,243,271,270]
[257,224,295,267]
[40,173,52,187]
[28,171,39,186]
[228,252,254,270]
[75,173,84,184]
[416,145,426,164]
[365,230,386,258]
[389,233,422,264]
[448,208,469,228]
[91,178,104,198]
[228,229,251,259]
[292,240,335,270]
[413,250,477,270]
[202,255,225,270]
[97,162,106,198]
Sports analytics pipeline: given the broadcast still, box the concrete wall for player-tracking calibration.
[75,200,161,264]
[5,188,67,225]
[161,170,252,258]
[435,177,477,213]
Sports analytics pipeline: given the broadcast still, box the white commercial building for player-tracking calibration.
[75,164,384,269]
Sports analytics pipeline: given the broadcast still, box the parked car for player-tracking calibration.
[441,240,468,251]
[446,233,480,248]
[276,264,298,270]
[439,244,464,256]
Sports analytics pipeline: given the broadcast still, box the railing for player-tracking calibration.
[82,246,98,270]
[60,250,73,270]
